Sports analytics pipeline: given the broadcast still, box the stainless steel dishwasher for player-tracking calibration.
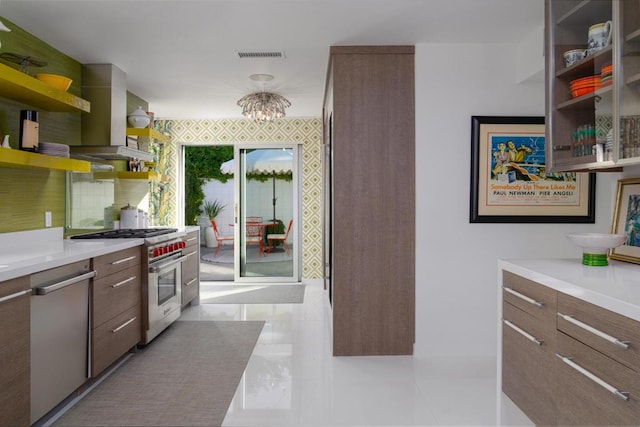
[30,260,96,424]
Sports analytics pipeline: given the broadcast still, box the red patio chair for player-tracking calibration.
[211,219,234,257]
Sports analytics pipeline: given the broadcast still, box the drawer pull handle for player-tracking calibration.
[0,289,31,303]
[556,353,630,401]
[503,319,543,345]
[503,287,544,308]
[112,317,137,333]
[187,237,197,242]
[557,312,630,349]
[111,255,137,265]
[186,251,197,258]
[185,278,197,286]
[111,276,137,288]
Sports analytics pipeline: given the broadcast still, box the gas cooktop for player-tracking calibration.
[70,228,178,239]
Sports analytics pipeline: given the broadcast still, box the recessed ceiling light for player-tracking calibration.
[250,74,274,82]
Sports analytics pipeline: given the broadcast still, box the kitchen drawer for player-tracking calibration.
[182,273,199,306]
[184,230,199,248]
[503,300,556,347]
[502,271,557,326]
[92,246,142,278]
[0,276,30,427]
[558,293,640,372]
[557,332,640,426]
[181,246,199,306]
[91,304,141,377]
[502,301,557,426]
[183,246,199,280]
[92,264,141,329]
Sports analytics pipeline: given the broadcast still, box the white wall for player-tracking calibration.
[414,42,620,360]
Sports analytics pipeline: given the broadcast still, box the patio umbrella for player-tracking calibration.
[220,148,293,221]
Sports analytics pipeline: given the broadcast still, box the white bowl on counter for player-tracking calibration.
[566,232,626,266]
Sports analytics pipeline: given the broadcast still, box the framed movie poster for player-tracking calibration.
[470,116,595,223]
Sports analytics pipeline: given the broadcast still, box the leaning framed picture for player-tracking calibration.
[610,177,640,264]
[470,115,595,223]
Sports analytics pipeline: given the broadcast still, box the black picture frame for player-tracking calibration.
[470,115,596,223]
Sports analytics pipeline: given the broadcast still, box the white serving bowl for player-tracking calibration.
[567,233,626,254]
[567,233,626,266]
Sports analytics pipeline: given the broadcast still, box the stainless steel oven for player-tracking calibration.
[71,228,188,345]
[144,248,187,344]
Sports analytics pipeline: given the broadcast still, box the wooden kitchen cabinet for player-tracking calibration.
[0,275,31,427]
[181,229,200,307]
[501,269,640,425]
[557,293,640,372]
[545,0,640,171]
[90,246,142,376]
[556,293,640,425]
[557,332,640,425]
[324,46,415,356]
[501,271,558,425]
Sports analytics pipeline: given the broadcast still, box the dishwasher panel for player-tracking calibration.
[30,260,95,424]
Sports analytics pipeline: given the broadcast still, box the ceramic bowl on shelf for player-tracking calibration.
[35,73,72,91]
[566,233,626,266]
[127,106,151,128]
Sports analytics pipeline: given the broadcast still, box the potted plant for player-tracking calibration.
[202,199,226,248]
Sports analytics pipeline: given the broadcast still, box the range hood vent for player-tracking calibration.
[71,145,153,162]
[71,64,153,162]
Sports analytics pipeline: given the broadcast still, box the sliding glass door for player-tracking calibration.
[234,145,299,282]
[182,143,300,283]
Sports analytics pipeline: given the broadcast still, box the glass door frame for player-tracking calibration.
[177,142,301,283]
[233,143,301,283]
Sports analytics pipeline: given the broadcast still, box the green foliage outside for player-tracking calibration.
[202,199,226,219]
[184,146,294,226]
[184,146,233,225]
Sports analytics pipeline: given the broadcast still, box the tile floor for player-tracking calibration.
[180,281,534,426]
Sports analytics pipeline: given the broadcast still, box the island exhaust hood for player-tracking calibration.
[71,64,153,162]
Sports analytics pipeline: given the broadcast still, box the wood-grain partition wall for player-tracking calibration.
[325,46,415,356]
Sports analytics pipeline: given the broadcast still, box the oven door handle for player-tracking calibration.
[149,255,188,273]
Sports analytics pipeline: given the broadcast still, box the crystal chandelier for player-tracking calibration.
[237,92,291,123]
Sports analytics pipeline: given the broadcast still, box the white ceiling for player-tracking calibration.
[0,0,543,120]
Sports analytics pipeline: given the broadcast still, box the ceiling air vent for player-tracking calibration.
[235,51,286,59]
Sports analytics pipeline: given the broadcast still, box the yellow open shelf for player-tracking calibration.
[93,171,165,182]
[0,147,91,172]
[0,63,90,113]
[126,128,170,143]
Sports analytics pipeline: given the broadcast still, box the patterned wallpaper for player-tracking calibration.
[156,118,323,279]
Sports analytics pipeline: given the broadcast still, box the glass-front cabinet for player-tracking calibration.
[546,0,640,172]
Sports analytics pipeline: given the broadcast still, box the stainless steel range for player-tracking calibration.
[71,228,187,344]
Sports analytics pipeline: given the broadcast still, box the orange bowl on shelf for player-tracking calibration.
[572,86,596,98]
[570,83,598,91]
[35,74,73,92]
[570,75,600,87]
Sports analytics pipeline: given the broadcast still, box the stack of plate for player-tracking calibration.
[38,142,70,158]
[570,75,600,98]
[600,63,613,86]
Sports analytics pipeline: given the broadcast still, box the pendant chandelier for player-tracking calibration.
[237,92,291,123]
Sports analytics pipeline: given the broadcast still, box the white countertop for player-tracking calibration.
[0,228,144,282]
[498,258,640,322]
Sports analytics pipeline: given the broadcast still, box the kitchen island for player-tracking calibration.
[498,258,640,425]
